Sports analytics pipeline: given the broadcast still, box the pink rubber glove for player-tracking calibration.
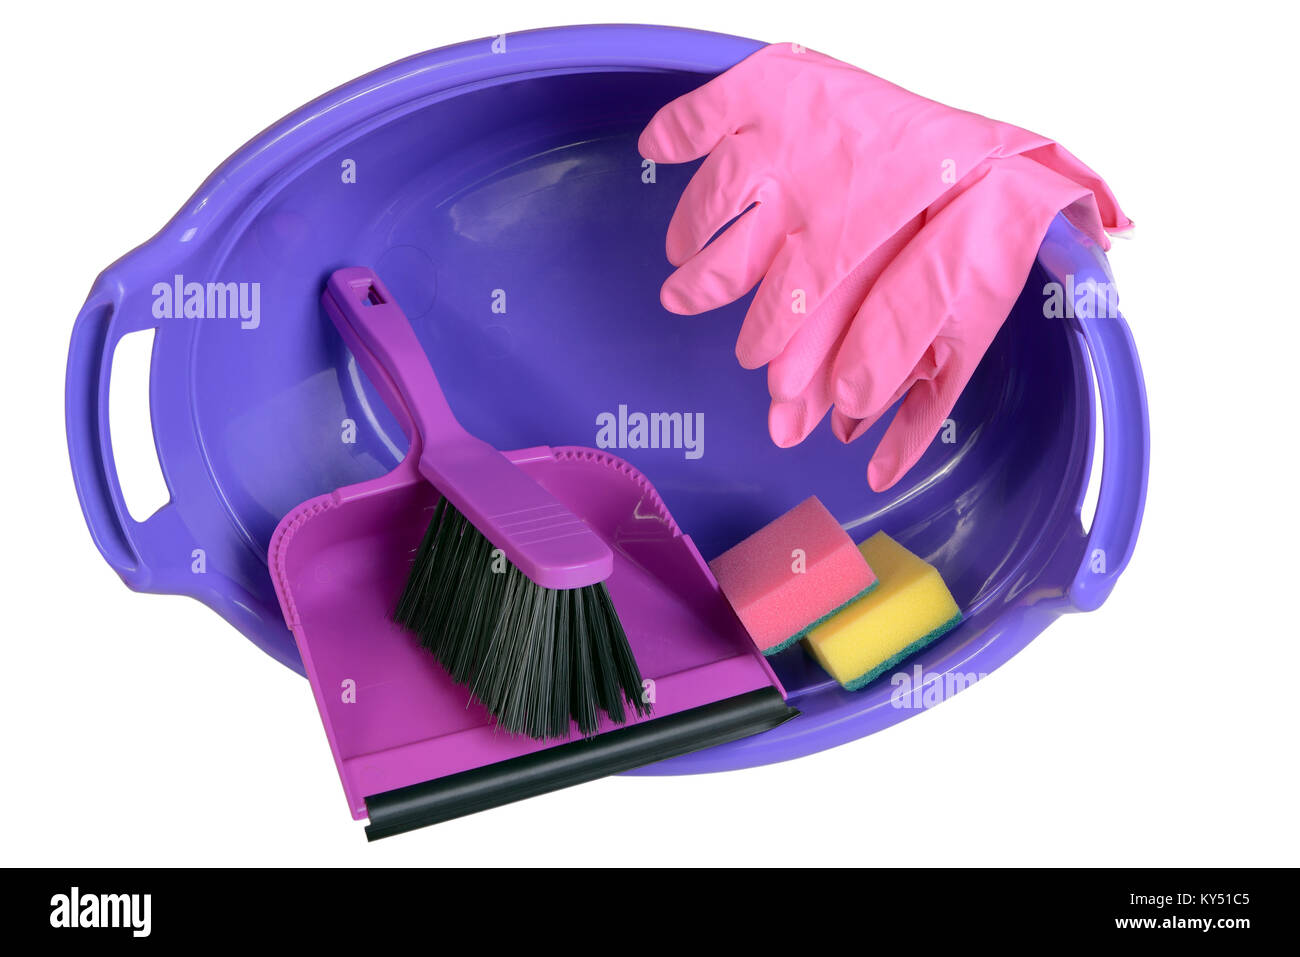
[828,152,1121,489]
[639,43,1131,489]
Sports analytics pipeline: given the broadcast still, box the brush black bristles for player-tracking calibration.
[394,497,651,740]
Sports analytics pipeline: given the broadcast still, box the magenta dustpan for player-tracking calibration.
[269,269,795,838]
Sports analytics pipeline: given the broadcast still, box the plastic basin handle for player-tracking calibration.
[1070,305,1149,611]
[66,285,142,580]
[1037,217,1150,612]
[64,277,198,596]
[65,273,301,673]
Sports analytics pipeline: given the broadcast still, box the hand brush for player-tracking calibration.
[322,267,648,739]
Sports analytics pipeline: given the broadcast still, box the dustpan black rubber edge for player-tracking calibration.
[363,688,798,840]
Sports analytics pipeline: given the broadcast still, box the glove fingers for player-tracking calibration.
[638,93,736,164]
[767,307,850,403]
[865,367,955,492]
[768,366,835,448]
[833,157,1090,419]
[665,142,765,267]
[637,47,779,164]
[830,376,913,444]
[737,233,858,369]
[765,216,922,401]
[659,203,784,315]
[829,171,990,419]
[865,337,998,491]
[640,42,857,164]
[766,272,863,403]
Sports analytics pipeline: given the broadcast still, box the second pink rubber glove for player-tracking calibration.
[638,42,1131,490]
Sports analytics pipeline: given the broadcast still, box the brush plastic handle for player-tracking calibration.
[323,267,612,589]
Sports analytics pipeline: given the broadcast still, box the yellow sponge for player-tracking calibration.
[804,532,961,690]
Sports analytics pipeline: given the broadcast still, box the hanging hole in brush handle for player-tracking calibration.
[325,276,420,453]
[1038,217,1150,612]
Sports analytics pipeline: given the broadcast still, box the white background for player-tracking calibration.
[2,0,1297,866]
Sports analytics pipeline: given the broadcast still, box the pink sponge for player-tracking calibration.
[708,496,877,656]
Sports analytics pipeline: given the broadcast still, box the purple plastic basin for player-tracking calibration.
[65,25,1148,774]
